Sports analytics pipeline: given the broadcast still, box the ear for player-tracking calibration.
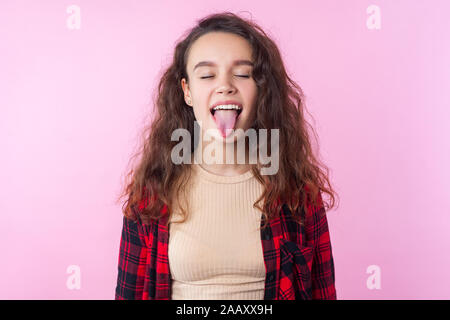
[181,78,192,107]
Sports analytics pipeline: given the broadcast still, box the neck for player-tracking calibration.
[192,134,253,176]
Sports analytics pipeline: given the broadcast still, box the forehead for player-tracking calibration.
[187,32,253,71]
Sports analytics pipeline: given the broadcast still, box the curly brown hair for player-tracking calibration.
[116,11,339,230]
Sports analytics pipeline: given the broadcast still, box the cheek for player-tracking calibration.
[243,85,258,113]
[192,105,211,123]
[244,81,258,98]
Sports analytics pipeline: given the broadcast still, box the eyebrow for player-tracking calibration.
[193,59,254,71]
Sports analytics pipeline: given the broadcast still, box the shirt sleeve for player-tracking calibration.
[115,214,148,300]
[310,193,337,300]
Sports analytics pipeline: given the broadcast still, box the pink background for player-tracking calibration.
[1,0,449,299]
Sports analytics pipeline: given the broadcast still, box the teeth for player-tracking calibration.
[212,104,242,111]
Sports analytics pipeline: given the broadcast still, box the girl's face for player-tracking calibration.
[181,31,258,143]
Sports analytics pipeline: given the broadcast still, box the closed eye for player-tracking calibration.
[200,75,250,79]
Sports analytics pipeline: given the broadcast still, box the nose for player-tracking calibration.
[215,76,236,95]
[216,87,235,95]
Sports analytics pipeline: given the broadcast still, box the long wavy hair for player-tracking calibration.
[116,11,339,230]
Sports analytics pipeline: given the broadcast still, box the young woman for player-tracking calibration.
[115,11,338,300]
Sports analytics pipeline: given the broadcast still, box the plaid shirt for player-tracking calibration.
[115,190,336,300]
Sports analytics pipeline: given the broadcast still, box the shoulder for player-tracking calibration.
[278,186,326,244]
[121,200,155,247]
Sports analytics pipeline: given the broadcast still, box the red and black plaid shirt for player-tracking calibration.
[115,189,336,300]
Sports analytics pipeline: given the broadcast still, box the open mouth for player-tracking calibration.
[210,108,243,117]
[209,108,243,138]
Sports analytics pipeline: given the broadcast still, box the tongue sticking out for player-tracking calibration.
[212,110,239,138]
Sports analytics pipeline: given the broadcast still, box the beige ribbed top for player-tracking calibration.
[168,163,266,300]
